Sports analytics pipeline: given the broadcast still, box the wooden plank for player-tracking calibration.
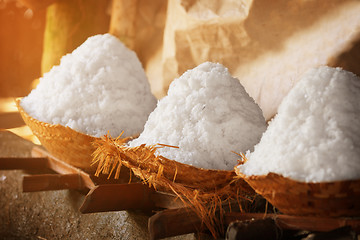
[150,191,185,209]
[23,173,83,192]
[149,208,360,239]
[148,201,244,239]
[226,218,281,240]
[79,183,155,213]
[0,157,48,170]
[148,207,203,240]
[225,213,360,233]
[32,146,81,174]
[31,146,96,190]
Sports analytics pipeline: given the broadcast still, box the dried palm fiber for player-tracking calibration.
[16,98,132,172]
[235,155,360,217]
[93,134,256,237]
[93,138,255,237]
[93,135,252,191]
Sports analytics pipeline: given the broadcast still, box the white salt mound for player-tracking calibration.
[21,34,157,138]
[238,66,360,182]
[129,62,267,170]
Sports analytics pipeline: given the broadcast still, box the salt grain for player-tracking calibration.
[238,66,360,182]
[21,34,157,137]
[129,62,267,170]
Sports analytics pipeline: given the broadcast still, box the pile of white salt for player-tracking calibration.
[129,62,267,170]
[238,66,360,182]
[21,34,157,138]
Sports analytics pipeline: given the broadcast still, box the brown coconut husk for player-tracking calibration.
[235,155,360,217]
[92,134,256,237]
[16,98,132,172]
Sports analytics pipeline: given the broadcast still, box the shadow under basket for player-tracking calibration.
[16,98,100,172]
[236,170,360,217]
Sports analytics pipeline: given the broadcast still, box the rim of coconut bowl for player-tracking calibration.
[16,97,134,172]
[235,161,360,218]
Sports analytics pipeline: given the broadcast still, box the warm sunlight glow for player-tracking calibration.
[31,78,40,89]
[0,98,17,113]
[1,98,40,145]
[7,125,41,145]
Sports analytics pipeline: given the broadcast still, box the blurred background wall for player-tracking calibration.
[0,0,45,97]
[1,0,360,142]
[0,0,111,98]
[0,0,111,142]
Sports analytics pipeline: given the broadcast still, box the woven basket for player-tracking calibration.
[17,98,100,172]
[236,168,360,217]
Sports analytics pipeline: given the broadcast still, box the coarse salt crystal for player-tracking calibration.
[21,33,157,138]
[238,66,360,182]
[129,62,267,170]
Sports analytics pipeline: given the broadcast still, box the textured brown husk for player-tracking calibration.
[92,134,256,237]
[236,166,360,217]
[16,98,132,172]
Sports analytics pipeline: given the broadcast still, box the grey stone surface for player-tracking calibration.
[0,170,150,239]
[0,131,197,239]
